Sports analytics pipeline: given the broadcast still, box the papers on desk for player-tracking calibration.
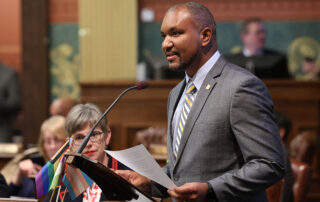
[105,144,175,190]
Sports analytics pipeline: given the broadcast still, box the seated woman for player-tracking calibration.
[45,103,127,202]
[9,115,67,197]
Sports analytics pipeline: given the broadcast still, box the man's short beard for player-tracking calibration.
[170,63,188,72]
[175,52,199,73]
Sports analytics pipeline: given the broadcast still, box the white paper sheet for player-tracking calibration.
[105,144,175,190]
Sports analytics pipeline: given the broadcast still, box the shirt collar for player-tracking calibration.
[243,48,263,57]
[186,51,221,90]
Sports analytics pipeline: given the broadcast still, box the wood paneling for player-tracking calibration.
[81,79,320,148]
[22,0,49,146]
[81,80,174,150]
[265,80,320,143]
[79,0,137,82]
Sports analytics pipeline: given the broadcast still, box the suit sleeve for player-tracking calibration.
[210,77,285,201]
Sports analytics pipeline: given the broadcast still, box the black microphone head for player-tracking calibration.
[136,81,149,90]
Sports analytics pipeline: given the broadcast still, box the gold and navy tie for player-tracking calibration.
[173,82,197,159]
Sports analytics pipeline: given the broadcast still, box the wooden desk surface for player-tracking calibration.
[81,79,320,148]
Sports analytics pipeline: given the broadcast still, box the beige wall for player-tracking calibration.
[79,0,137,81]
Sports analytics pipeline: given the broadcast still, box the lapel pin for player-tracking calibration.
[206,84,211,90]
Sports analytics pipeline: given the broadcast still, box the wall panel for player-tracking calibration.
[79,0,137,81]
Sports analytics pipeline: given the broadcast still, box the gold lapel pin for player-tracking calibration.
[206,84,211,90]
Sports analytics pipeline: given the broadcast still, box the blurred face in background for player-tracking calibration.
[43,130,65,159]
[241,21,266,54]
[39,115,67,161]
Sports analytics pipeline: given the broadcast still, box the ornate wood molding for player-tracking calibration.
[139,0,320,22]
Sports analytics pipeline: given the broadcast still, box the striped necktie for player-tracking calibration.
[173,82,197,159]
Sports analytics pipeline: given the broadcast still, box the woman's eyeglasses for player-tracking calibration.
[71,131,104,146]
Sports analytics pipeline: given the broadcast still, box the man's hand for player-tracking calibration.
[115,170,152,193]
[168,182,209,202]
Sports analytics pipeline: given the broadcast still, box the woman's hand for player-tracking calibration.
[11,159,42,185]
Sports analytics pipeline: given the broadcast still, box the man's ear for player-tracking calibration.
[200,27,213,47]
[105,127,112,145]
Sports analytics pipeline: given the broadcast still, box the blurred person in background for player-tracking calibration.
[225,18,291,79]
[8,115,67,198]
[50,97,79,117]
[0,62,21,142]
[301,57,320,80]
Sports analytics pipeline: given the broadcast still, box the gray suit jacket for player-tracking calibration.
[153,56,285,202]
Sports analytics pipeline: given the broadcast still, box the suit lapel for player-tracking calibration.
[174,56,227,167]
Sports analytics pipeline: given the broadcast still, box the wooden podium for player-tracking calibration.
[64,152,156,202]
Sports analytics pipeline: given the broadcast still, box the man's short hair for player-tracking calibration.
[169,2,216,37]
[240,17,263,34]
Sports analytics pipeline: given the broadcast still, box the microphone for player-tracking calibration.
[76,81,149,153]
[136,81,149,90]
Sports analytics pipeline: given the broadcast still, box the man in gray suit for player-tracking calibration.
[117,2,285,201]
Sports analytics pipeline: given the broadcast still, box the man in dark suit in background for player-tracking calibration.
[0,63,21,142]
[117,2,285,202]
[225,18,291,79]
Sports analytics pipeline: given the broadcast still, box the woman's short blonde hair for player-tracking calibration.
[65,103,108,137]
[38,115,67,161]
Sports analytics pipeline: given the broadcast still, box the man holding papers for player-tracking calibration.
[117,2,285,202]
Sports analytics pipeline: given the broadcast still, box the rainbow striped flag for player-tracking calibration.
[49,154,66,190]
[62,165,93,199]
[35,140,69,198]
